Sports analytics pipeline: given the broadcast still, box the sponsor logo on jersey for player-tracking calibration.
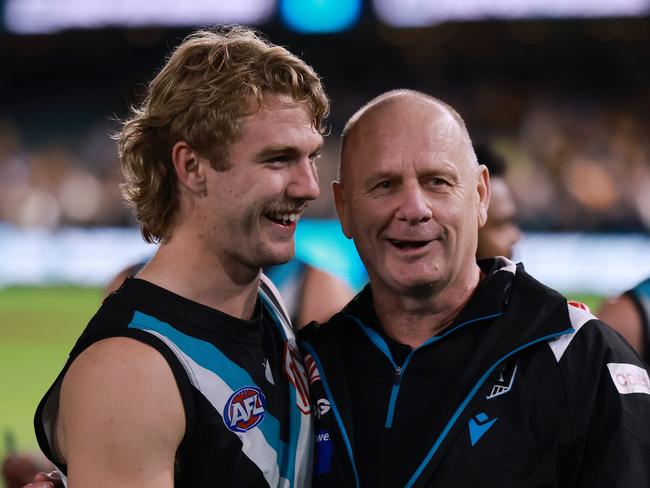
[284,341,311,414]
[223,386,266,433]
[486,360,518,399]
[607,363,650,395]
[468,412,498,447]
[304,353,321,385]
[315,429,334,475]
[313,398,331,419]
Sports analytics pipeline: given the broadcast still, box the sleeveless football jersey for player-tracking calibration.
[35,275,312,487]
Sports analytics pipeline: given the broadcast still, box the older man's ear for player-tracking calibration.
[476,164,491,228]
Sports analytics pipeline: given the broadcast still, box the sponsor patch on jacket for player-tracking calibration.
[607,363,650,395]
[223,386,266,432]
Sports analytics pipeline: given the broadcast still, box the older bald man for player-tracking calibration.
[300,90,650,488]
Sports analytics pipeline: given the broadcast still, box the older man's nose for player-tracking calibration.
[396,185,433,224]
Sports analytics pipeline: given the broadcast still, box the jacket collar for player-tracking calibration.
[341,257,521,345]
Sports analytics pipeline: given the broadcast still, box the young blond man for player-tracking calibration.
[34,27,328,488]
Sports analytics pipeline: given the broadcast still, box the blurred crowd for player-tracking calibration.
[2,20,650,232]
[0,119,129,229]
[1,95,649,232]
[510,98,650,231]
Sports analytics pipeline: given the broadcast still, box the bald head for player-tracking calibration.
[338,90,477,183]
[331,89,490,306]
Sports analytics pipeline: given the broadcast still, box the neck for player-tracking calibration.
[372,265,483,348]
[137,231,261,320]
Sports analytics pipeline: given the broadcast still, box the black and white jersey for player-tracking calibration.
[35,275,312,487]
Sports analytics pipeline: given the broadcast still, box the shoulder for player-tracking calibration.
[537,303,650,427]
[56,337,184,485]
[298,312,352,341]
[61,337,185,429]
[548,301,644,367]
[542,303,650,414]
[58,337,185,461]
[65,335,178,379]
[74,285,144,348]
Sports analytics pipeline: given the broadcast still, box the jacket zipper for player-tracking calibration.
[385,366,402,428]
[403,327,575,488]
[305,327,575,488]
[349,312,505,431]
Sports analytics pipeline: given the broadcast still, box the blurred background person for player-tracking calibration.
[1,451,53,488]
[262,261,354,326]
[598,277,650,363]
[475,144,522,261]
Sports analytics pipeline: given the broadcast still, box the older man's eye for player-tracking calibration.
[374,180,393,190]
[431,177,450,186]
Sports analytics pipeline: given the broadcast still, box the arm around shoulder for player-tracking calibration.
[57,337,185,488]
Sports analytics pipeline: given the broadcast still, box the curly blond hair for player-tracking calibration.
[118,26,329,243]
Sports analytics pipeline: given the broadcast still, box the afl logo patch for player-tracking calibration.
[223,386,266,433]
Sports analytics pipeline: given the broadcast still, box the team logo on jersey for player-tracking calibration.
[486,360,518,400]
[223,386,266,433]
[284,341,311,414]
[304,353,321,385]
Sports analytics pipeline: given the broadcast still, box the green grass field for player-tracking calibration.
[0,286,603,483]
[0,286,103,466]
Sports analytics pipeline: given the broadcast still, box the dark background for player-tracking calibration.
[1,5,649,231]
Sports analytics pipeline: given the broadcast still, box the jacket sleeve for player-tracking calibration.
[562,318,650,487]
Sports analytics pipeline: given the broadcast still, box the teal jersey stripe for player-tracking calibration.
[260,292,302,485]
[127,311,293,483]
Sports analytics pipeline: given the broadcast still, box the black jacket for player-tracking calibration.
[299,259,650,487]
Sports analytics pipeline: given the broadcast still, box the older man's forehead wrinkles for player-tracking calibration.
[423,130,475,169]
[418,160,458,177]
[363,167,400,182]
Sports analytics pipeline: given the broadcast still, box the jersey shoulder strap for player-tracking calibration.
[259,272,295,340]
